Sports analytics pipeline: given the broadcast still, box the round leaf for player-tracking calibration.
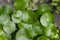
[0,14,10,25]
[22,12,34,24]
[16,28,32,40]
[14,0,29,10]
[12,10,23,23]
[44,23,59,39]
[18,22,37,38]
[3,21,16,35]
[4,6,13,15]
[40,13,54,27]
[37,4,51,15]
[32,21,43,35]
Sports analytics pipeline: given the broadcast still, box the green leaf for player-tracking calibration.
[0,14,10,25]
[22,12,35,24]
[18,22,24,28]
[3,21,16,35]
[18,22,37,38]
[14,0,29,10]
[16,36,31,40]
[0,26,2,32]
[44,23,59,39]
[28,10,38,21]
[12,10,23,23]
[0,5,5,15]
[0,33,7,40]
[37,4,51,15]
[51,33,59,39]
[23,23,37,38]
[4,6,13,15]
[55,6,60,14]
[32,21,43,35]
[0,31,7,40]
[52,0,59,2]
[40,13,54,27]
[0,31,11,40]
[37,35,50,40]
[5,33,12,40]
[16,28,32,40]
[52,38,60,40]
[27,0,37,10]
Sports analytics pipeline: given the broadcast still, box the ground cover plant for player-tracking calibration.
[0,0,60,40]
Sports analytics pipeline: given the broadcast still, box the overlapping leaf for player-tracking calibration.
[3,21,16,35]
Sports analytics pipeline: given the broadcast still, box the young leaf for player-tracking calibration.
[0,14,10,25]
[18,22,37,38]
[0,31,7,40]
[4,5,13,15]
[3,21,16,35]
[22,12,35,24]
[16,28,32,40]
[44,23,59,39]
[32,21,43,35]
[12,10,23,23]
[40,13,54,27]
[14,0,29,10]
[37,4,51,15]
[23,23,37,38]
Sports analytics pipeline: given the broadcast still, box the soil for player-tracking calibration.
[0,0,14,6]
